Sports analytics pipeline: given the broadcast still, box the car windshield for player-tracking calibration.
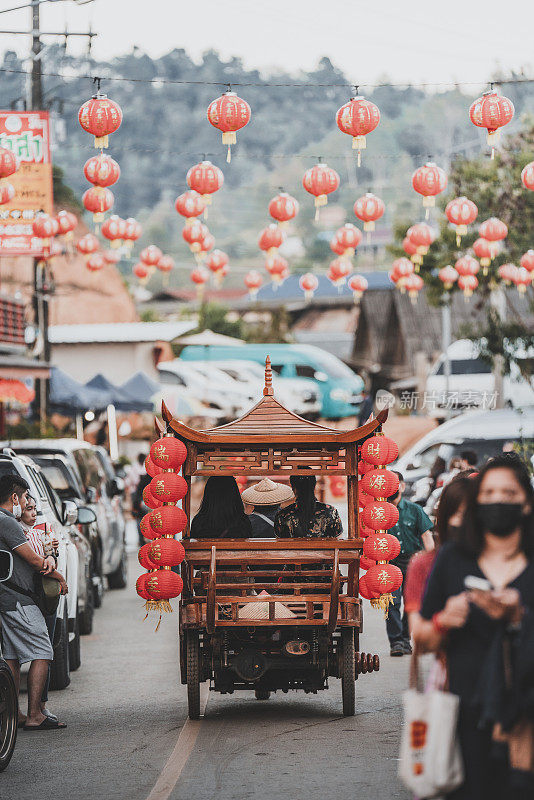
[300,351,356,379]
[35,460,78,499]
[434,358,492,376]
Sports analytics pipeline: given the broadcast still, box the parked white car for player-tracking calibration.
[207,359,322,419]
[0,449,95,689]
[425,339,534,415]
[394,407,534,498]
[158,360,251,421]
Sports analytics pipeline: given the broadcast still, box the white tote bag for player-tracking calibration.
[398,654,464,798]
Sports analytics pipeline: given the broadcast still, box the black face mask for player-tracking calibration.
[476,502,524,538]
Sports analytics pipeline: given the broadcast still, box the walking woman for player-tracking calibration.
[274,475,342,538]
[415,454,534,798]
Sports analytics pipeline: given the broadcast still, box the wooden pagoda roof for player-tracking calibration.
[163,357,387,446]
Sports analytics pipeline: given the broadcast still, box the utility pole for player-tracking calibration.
[30,0,43,110]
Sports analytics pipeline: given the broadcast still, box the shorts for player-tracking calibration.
[1,602,54,664]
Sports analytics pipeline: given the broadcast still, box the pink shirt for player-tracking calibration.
[21,522,45,557]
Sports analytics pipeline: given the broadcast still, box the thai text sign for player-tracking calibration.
[0,111,53,255]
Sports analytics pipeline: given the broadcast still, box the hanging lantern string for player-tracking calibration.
[0,64,532,91]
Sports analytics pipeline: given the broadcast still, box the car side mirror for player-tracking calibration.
[77,506,97,525]
[62,500,78,527]
[0,549,13,582]
[314,371,328,382]
[86,487,97,504]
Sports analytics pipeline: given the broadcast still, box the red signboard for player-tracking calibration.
[0,111,53,256]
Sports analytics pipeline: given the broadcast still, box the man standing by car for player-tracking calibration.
[0,475,66,730]
[386,471,434,657]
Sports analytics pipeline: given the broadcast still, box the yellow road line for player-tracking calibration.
[146,685,209,800]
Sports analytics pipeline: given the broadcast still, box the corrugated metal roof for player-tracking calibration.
[48,321,196,344]
[255,271,392,303]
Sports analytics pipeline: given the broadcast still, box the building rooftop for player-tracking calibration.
[48,320,196,345]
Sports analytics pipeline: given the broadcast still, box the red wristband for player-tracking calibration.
[432,612,448,635]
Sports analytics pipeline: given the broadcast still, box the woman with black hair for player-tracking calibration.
[190,476,252,539]
[274,475,342,538]
[415,453,534,799]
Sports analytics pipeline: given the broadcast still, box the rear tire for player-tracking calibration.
[0,660,17,772]
[341,628,355,717]
[79,566,94,635]
[107,550,127,590]
[68,614,81,672]
[49,610,70,691]
[254,688,270,701]
[92,548,104,609]
[186,632,201,720]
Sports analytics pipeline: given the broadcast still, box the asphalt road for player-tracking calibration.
[4,551,412,800]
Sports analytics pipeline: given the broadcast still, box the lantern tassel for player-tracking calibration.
[425,208,430,220]
[370,592,393,618]
[456,233,461,247]
[227,145,231,164]
[315,207,320,223]
[357,150,361,168]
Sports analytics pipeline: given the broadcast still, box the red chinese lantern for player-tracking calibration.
[498,263,518,286]
[358,459,375,476]
[439,265,459,290]
[149,505,188,537]
[479,217,508,244]
[148,538,186,568]
[0,147,18,179]
[82,187,114,223]
[412,162,448,217]
[86,252,106,273]
[83,153,120,187]
[455,255,480,277]
[139,513,152,539]
[146,570,183,602]
[512,266,531,293]
[360,468,399,499]
[358,490,374,507]
[140,245,162,267]
[157,255,174,274]
[359,573,381,600]
[138,542,157,571]
[206,249,229,275]
[328,257,352,287]
[269,192,299,226]
[405,273,424,303]
[458,274,479,299]
[0,183,14,205]
[56,210,77,239]
[361,435,399,465]
[348,274,368,303]
[469,89,514,157]
[144,455,163,478]
[333,224,362,256]
[299,273,319,302]
[329,475,346,498]
[190,266,209,297]
[353,192,385,232]
[143,484,162,510]
[360,556,377,572]
[33,214,58,245]
[175,190,207,225]
[445,196,478,246]
[198,232,215,259]
[363,533,401,562]
[402,235,420,265]
[266,254,289,285]
[521,161,534,192]
[365,563,403,595]
[150,436,187,469]
[101,215,125,248]
[407,222,435,254]
[186,161,224,212]
[122,218,142,251]
[182,221,208,253]
[207,90,251,162]
[302,162,340,220]
[335,94,380,165]
[359,524,375,539]
[244,270,263,300]
[136,573,152,601]
[361,501,399,531]
[76,232,99,257]
[520,250,534,276]
[133,262,150,281]
[258,224,284,255]
[78,92,123,148]
[472,237,494,270]
[391,257,414,290]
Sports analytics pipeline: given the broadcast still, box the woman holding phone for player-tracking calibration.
[414,454,534,799]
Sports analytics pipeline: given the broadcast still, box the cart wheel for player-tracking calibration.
[341,629,355,717]
[254,688,270,701]
[187,631,201,720]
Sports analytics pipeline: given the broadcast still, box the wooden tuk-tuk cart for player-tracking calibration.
[164,358,387,718]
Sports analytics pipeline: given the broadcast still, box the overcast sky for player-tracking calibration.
[0,0,532,89]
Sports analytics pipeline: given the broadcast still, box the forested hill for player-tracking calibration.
[0,46,532,274]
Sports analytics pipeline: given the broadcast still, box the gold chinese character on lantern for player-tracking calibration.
[371,507,386,521]
[153,444,169,462]
[370,474,386,490]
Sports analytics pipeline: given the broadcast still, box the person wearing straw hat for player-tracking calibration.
[242,479,294,538]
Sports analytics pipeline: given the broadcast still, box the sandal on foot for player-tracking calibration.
[24,717,67,731]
